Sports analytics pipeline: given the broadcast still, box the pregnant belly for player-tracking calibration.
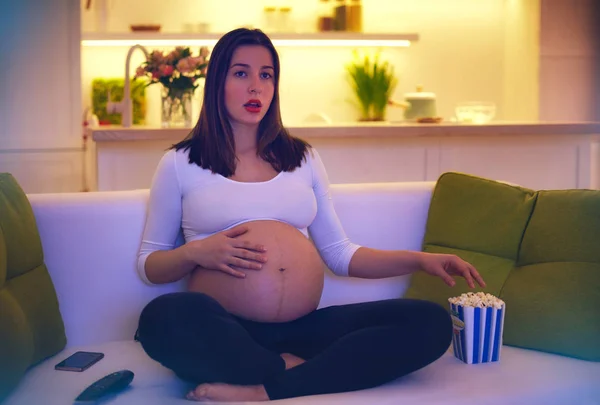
[188,220,325,322]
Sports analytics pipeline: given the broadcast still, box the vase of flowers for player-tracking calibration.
[345,51,397,122]
[135,46,210,127]
[160,86,194,128]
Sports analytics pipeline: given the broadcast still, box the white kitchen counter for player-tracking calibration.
[84,122,600,192]
[87,122,600,141]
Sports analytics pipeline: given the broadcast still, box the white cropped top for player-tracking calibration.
[137,147,361,284]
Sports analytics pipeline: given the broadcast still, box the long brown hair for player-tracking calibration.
[172,28,310,177]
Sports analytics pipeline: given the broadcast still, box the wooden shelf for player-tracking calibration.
[81,32,419,47]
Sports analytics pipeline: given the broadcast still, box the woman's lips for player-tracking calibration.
[244,105,262,113]
[244,99,262,113]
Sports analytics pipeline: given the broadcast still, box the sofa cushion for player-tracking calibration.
[500,190,600,361]
[406,172,600,362]
[404,172,536,306]
[0,173,66,400]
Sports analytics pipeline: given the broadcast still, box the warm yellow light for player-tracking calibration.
[82,39,411,48]
[274,39,411,47]
[82,39,220,47]
[80,34,416,48]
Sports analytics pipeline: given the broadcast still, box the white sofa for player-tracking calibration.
[5,182,600,405]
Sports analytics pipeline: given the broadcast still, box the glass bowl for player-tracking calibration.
[455,102,496,124]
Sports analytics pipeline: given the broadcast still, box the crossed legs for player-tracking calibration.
[136,292,452,401]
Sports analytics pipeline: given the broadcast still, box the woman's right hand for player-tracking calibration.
[184,226,267,278]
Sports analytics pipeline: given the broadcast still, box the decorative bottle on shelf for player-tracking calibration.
[334,0,347,31]
[279,5,293,33]
[317,0,334,32]
[347,0,362,32]
[263,6,278,33]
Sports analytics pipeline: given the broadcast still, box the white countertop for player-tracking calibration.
[86,121,600,142]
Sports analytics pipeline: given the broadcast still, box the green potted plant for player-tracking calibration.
[92,78,146,125]
[345,51,398,121]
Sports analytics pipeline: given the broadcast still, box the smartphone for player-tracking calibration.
[55,351,104,372]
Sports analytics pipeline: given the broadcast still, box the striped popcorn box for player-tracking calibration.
[448,292,506,364]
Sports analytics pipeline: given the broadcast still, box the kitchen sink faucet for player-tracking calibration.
[107,44,150,127]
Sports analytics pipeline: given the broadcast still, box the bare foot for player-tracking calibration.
[186,383,269,402]
[185,355,305,401]
[280,353,305,370]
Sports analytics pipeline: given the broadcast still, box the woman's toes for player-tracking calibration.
[186,384,208,401]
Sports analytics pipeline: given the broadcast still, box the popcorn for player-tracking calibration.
[448,292,505,309]
[448,292,506,364]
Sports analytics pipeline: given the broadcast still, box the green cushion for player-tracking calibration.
[500,262,600,361]
[500,190,600,361]
[419,172,537,260]
[405,172,600,362]
[404,172,536,308]
[0,173,66,400]
[408,245,515,308]
[518,190,600,265]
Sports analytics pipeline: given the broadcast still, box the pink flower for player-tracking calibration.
[176,57,196,74]
[158,64,174,77]
[135,46,210,88]
[135,66,146,78]
[166,47,186,64]
[192,55,204,65]
[148,50,166,66]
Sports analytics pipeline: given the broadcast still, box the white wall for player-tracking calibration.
[503,0,541,121]
[80,0,540,126]
[0,0,82,193]
[539,0,599,122]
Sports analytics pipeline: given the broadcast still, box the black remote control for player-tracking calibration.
[75,370,134,402]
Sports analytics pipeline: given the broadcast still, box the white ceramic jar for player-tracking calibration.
[390,86,437,121]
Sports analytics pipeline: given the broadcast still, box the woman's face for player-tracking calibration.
[224,45,275,128]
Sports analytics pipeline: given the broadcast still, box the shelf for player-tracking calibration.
[81,32,419,48]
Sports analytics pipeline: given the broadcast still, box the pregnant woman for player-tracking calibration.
[135,28,485,402]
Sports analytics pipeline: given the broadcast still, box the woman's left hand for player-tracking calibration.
[419,253,486,289]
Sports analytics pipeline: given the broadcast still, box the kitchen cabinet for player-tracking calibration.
[85,122,600,192]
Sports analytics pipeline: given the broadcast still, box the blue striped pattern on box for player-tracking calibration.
[450,302,505,364]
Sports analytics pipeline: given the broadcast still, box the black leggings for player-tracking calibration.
[136,292,452,400]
